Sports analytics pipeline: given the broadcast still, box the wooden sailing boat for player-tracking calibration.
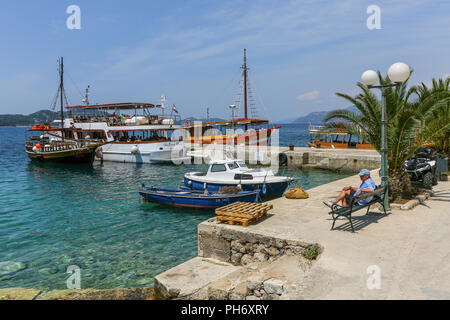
[307,123,374,150]
[25,57,104,163]
[184,49,280,146]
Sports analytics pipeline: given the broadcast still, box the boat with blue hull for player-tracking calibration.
[183,160,294,198]
[139,185,260,209]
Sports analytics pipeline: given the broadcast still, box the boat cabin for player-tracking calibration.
[308,124,374,150]
[185,118,280,145]
[66,102,180,126]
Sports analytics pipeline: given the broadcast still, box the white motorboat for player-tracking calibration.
[183,159,294,197]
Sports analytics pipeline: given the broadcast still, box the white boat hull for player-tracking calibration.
[96,141,188,164]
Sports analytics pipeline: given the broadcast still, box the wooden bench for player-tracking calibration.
[328,185,388,232]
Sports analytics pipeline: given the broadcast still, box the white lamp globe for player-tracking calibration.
[361,70,378,86]
[388,62,410,83]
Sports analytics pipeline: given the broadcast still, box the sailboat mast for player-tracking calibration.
[59,57,65,141]
[242,48,248,130]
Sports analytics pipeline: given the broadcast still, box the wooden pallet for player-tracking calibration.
[215,201,273,219]
[215,202,273,226]
[216,212,268,227]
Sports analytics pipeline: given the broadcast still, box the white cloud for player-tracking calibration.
[297,90,320,101]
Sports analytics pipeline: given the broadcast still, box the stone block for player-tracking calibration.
[231,252,243,265]
[254,252,268,262]
[263,279,284,295]
[241,254,253,265]
[207,279,232,300]
[246,277,262,291]
[265,246,280,256]
[234,282,248,296]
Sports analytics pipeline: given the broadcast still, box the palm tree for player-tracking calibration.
[325,74,450,200]
[414,78,450,155]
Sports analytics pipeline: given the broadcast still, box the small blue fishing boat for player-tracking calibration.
[139,184,260,209]
[183,160,294,198]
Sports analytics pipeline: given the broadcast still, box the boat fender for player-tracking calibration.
[131,145,139,154]
[32,146,38,152]
[262,183,267,195]
[203,182,207,189]
[237,183,242,190]
[187,180,192,185]
[95,147,103,159]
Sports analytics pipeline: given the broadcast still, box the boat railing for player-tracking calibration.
[26,139,103,152]
[71,114,181,126]
[308,124,327,132]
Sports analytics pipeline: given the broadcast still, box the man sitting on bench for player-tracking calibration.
[323,169,376,208]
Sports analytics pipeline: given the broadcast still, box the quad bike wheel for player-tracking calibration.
[423,172,433,189]
[432,173,438,186]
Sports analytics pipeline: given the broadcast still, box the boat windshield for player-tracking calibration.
[237,161,248,169]
[227,162,239,170]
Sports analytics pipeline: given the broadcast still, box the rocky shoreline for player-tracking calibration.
[0,287,155,300]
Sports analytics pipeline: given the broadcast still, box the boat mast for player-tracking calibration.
[59,57,64,140]
[241,48,248,130]
[83,85,90,106]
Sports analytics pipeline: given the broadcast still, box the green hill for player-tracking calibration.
[0,110,60,126]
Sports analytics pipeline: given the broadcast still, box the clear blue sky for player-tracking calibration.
[0,0,449,121]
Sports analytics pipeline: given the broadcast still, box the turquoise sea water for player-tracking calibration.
[0,126,348,290]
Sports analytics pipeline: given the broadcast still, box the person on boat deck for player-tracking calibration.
[323,169,376,208]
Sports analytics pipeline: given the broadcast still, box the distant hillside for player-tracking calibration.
[292,111,330,124]
[292,106,357,124]
[0,110,226,126]
[0,110,60,126]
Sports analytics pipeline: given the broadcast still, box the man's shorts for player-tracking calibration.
[345,189,356,205]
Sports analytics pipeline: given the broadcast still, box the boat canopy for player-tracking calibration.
[186,118,269,128]
[66,102,155,110]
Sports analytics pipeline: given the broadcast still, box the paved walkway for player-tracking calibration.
[263,172,450,299]
[156,171,450,300]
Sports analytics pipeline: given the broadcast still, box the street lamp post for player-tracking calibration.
[361,62,411,211]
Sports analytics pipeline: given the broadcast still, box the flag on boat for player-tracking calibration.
[172,104,178,113]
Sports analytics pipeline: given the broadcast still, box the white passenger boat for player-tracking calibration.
[62,99,188,164]
[183,160,294,197]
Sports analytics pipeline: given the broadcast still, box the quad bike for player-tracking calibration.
[404,147,438,189]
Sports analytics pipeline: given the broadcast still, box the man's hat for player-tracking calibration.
[358,169,371,176]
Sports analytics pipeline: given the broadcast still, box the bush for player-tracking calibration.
[302,244,321,260]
